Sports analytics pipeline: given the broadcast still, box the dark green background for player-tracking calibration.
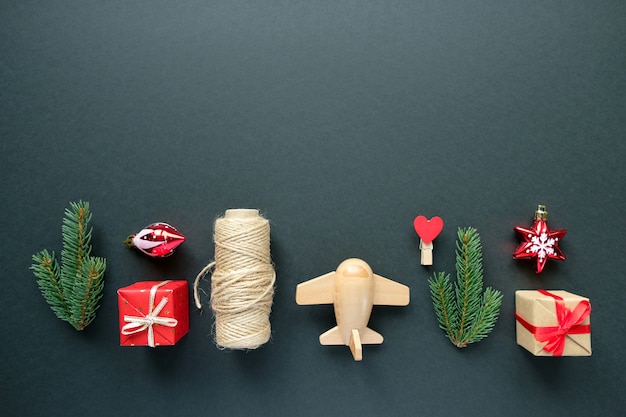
[2,1,625,416]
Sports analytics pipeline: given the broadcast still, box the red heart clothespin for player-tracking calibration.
[413,216,444,265]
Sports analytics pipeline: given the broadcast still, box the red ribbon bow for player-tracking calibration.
[516,290,591,356]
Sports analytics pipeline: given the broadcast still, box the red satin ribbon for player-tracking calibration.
[515,289,591,356]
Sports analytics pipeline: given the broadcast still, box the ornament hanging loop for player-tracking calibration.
[124,235,135,248]
[534,205,548,220]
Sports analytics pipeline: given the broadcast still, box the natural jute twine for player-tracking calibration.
[193,209,275,350]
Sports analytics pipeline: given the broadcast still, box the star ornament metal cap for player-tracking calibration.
[513,205,566,273]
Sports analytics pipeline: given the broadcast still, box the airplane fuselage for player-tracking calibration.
[333,260,375,344]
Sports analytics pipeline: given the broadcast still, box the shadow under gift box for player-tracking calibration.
[118,280,189,347]
[515,290,591,357]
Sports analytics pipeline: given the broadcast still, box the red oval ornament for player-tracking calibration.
[126,222,186,258]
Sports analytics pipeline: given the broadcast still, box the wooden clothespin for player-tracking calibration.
[413,215,444,266]
[419,240,434,265]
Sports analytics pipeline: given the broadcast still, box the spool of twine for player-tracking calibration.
[193,209,275,350]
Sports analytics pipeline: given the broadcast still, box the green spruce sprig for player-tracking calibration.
[31,201,106,331]
[428,227,502,348]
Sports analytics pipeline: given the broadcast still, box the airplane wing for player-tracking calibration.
[295,271,336,305]
[372,274,410,306]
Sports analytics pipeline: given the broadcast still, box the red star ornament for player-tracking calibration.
[513,205,566,273]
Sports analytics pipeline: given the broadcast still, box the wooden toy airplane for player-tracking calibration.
[296,258,410,361]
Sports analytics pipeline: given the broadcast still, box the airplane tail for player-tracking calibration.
[319,326,344,345]
[319,327,383,361]
[350,329,362,361]
[350,328,383,361]
[360,327,384,344]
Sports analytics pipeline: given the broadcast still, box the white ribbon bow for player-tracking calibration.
[121,280,179,347]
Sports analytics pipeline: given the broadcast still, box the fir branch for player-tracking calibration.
[31,201,105,331]
[454,227,484,344]
[428,272,459,344]
[31,249,71,321]
[70,256,106,330]
[464,287,503,344]
[60,201,93,296]
[429,227,502,348]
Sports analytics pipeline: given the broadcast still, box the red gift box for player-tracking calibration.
[118,280,189,347]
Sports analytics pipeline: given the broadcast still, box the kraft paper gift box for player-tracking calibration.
[118,280,189,347]
[515,290,591,356]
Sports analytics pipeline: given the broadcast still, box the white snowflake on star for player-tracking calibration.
[526,233,558,259]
